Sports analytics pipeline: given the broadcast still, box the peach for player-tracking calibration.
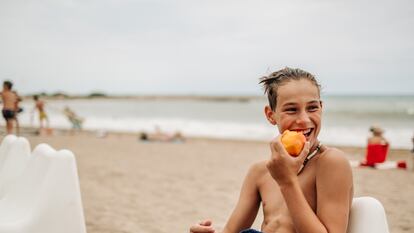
[281,130,306,157]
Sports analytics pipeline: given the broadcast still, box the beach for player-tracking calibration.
[22,131,413,233]
[2,0,413,232]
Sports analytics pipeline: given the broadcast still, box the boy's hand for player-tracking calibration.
[266,135,310,187]
[190,219,216,233]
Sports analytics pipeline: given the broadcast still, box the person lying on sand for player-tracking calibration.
[139,126,184,143]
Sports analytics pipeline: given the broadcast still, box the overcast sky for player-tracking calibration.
[0,0,413,96]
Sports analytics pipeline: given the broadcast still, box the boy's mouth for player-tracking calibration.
[295,128,313,139]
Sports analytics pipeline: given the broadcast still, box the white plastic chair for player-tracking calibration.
[0,136,86,233]
[0,136,31,198]
[0,135,17,167]
[347,197,390,233]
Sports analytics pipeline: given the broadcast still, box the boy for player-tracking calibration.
[190,67,353,233]
[1,81,19,134]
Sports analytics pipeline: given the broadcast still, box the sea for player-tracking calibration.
[16,95,414,149]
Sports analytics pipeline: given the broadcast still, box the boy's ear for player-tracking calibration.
[264,106,277,125]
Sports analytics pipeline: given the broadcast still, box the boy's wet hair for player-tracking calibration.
[3,80,13,90]
[33,95,39,100]
[259,67,321,111]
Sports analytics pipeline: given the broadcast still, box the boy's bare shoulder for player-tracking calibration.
[316,147,351,173]
[247,160,269,178]
[315,147,353,197]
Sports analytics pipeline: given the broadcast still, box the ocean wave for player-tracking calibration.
[17,113,413,149]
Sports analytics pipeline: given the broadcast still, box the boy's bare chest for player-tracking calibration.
[258,169,317,218]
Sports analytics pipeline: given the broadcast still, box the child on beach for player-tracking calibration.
[0,81,20,135]
[63,106,84,132]
[190,67,353,233]
[32,95,49,130]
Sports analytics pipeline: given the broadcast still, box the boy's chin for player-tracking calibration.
[306,138,317,148]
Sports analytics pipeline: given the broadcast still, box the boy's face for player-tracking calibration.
[265,79,322,148]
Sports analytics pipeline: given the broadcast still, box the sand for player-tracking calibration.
[22,131,414,233]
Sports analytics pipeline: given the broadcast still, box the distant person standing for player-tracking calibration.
[411,133,414,153]
[0,81,19,134]
[409,133,414,171]
[33,95,49,131]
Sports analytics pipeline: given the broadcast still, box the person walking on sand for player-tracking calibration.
[0,80,20,135]
[190,67,353,233]
[32,95,49,131]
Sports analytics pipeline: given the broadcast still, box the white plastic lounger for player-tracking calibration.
[347,197,390,233]
[0,135,86,233]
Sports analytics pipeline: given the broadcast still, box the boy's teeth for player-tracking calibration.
[302,129,311,135]
[294,129,311,135]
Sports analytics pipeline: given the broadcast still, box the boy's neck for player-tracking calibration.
[310,140,321,152]
[298,142,322,174]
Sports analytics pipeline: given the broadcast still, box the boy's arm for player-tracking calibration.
[221,163,262,233]
[315,149,353,233]
[279,149,353,233]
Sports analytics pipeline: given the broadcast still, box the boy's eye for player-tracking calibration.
[308,105,320,111]
[285,108,297,112]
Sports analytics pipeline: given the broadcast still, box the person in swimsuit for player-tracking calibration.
[33,95,49,130]
[138,125,185,143]
[1,81,19,135]
[190,67,353,233]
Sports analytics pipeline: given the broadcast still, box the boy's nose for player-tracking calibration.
[295,111,311,125]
